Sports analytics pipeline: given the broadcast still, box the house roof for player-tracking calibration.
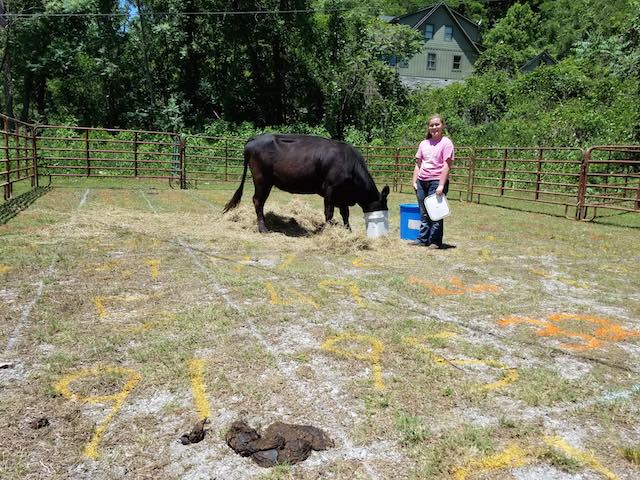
[520,51,557,71]
[391,2,482,55]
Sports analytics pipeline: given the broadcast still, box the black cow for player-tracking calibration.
[223,134,390,233]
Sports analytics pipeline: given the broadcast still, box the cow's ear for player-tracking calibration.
[381,185,390,198]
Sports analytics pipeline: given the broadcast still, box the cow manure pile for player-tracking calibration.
[29,417,50,430]
[225,420,334,467]
[180,417,208,445]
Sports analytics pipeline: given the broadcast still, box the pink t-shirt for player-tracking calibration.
[415,136,455,181]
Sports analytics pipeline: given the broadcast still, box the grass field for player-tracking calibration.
[1,180,639,479]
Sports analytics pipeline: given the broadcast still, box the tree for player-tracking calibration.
[474,2,541,74]
[316,0,422,139]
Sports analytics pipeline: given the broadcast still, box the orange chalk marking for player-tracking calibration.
[498,313,640,351]
[322,333,385,390]
[409,276,464,295]
[409,276,499,296]
[54,365,142,459]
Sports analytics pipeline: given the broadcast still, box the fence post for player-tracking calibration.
[15,125,22,180]
[23,124,29,181]
[635,175,640,210]
[535,148,543,200]
[225,138,229,183]
[133,132,139,177]
[576,148,589,220]
[3,116,10,200]
[84,130,90,177]
[394,147,400,192]
[500,148,508,196]
[180,135,186,189]
[467,148,476,203]
[31,125,39,187]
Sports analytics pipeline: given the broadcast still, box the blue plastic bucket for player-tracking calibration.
[399,203,421,240]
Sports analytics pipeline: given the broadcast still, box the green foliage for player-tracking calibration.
[393,56,639,147]
[475,3,541,74]
[0,0,638,147]
[394,411,431,445]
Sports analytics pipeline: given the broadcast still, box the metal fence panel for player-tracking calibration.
[580,146,640,220]
[1,114,639,221]
[1,114,38,202]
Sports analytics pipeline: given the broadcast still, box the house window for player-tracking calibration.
[452,55,461,70]
[444,25,453,41]
[388,55,397,67]
[424,24,434,40]
[398,58,409,68]
[427,53,436,70]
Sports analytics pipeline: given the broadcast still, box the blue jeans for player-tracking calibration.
[415,180,448,246]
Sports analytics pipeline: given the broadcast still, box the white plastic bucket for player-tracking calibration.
[363,210,389,239]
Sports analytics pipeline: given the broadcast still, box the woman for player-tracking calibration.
[410,114,454,248]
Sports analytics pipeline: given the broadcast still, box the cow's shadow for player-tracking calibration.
[264,212,321,237]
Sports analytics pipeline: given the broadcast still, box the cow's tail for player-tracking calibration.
[223,146,251,213]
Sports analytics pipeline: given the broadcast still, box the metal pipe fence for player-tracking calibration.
[34,124,182,184]
[1,114,38,201]
[1,115,639,221]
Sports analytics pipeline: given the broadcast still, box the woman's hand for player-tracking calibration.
[413,181,418,191]
[436,184,444,196]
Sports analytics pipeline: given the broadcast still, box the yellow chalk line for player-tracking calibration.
[188,358,211,420]
[322,333,385,390]
[144,258,160,279]
[453,437,618,480]
[54,365,142,459]
[545,436,618,480]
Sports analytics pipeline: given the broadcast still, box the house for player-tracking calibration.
[388,2,482,88]
[520,51,557,72]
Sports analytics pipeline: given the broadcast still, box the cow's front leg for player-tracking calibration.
[253,183,273,233]
[339,205,351,230]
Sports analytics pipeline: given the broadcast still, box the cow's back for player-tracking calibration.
[245,134,357,195]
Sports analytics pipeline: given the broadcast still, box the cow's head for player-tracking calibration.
[363,185,390,212]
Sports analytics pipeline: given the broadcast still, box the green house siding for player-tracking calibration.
[399,47,476,79]
[392,3,480,81]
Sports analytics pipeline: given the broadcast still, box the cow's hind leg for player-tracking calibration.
[253,183,273,233]
[323,197,336,226]
[339,205,351,230]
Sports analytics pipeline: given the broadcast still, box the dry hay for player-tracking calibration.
[221,199,325,235]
